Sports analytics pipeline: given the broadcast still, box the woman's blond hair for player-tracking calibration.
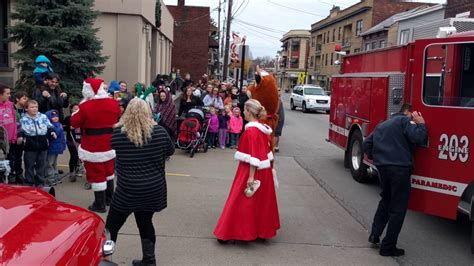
[115,98,156,147]
[244,99,267,119]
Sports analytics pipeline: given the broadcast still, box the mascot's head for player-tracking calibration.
[82,77,108,100]
[247,65,278,99]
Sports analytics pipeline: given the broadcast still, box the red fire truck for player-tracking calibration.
[327,31,474,251]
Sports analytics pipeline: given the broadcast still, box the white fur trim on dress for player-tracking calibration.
[245,121,273,135]
[82,81,110,101]
[234,150,273,169]
[78,145,116,163]
[91,181,107,191]
[106,175,114,181]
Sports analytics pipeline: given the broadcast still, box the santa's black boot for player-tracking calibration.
[132,239,156,266]
[88,191,106,213]
[105,180,114,206]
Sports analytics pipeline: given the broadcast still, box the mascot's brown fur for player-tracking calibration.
[247,66,280,145]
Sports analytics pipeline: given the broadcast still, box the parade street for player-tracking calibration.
[51,93,472,265]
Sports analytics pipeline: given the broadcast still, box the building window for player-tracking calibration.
[338,27,341,40]
[371,42,377,50]
[327,31,330,43]
[310,56,314,67]
[365,42,371,51]
[0,1,8,67]
[332,29,335,42]
[323,32,326,44]
[354,48,361,53]
[325,54,328,66]
[380,40,386,48]
[356,20,363,36]
[311,37,315,47]
[400,29,410,45]
[330,53,333,65]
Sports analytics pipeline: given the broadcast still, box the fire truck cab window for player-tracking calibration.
[423,43,474,108]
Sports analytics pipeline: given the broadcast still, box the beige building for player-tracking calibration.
[0,0,174,88]
[278,30,310,91]
[308,0,432,89]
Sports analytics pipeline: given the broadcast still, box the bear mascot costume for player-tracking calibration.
[247,65,280,145]
[71,77,121,213]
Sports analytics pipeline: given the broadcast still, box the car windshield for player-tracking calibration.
[304,87,327,96]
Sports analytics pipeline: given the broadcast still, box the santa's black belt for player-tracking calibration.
[84,127,113,136]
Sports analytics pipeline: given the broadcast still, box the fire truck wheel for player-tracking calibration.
[349,130,369,183]
[302,102,308,113]
[290,100,296,110]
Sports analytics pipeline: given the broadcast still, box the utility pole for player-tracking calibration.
[217,0,222,79]
[222,0,233,81]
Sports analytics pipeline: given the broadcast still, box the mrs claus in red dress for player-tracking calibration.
[214,99,280,242]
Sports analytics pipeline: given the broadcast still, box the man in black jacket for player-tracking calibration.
[363,103,427,257]
[32,73,68,121]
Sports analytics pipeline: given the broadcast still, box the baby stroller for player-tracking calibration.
[176,108,209,157]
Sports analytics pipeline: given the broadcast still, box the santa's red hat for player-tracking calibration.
[83,77,108,100]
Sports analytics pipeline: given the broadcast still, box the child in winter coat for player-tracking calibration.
[228,107,243,148]
[33,55,54,86]
[206,107,219,149]
[20,100,56,186]
[45,109,66,186]
[218,108,230,149]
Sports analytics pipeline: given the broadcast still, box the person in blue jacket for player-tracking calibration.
[33,55,54,86]
[363,103,427,257]
[45,109,66,186]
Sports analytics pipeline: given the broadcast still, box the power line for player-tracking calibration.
[233,0,249,18]
[176,9,218,25]
[234,21,281,40]
[232,0,246,17]
[234,18,285,34]
[267,0,327,17]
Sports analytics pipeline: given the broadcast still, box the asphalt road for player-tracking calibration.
[279,93,473,265]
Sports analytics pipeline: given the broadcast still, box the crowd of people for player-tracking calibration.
[0,57,287,265]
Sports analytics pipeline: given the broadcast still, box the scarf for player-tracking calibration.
[154,88,177,140]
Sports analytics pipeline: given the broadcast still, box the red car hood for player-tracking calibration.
[0,185,105,265]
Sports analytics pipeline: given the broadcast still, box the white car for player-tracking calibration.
[290,85,330,113]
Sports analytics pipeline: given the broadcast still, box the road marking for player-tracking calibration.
[57,164,190,177]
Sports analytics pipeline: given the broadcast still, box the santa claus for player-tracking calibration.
[71,77,121,213]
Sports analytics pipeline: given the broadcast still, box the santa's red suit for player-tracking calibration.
[71,78,120,213]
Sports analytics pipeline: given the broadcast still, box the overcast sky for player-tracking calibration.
[163,0,446,58]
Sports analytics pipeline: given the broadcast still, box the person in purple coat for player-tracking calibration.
[206,107,219,149]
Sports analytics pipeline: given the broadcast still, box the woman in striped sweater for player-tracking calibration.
[105,98,174,266]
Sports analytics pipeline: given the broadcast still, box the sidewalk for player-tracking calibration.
[55,148,397,265]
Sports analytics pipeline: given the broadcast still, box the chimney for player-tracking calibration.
[178,0,185,6]
[329,5,340,18]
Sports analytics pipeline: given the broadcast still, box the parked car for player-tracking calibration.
[290,85,330,113]
[0,184,117,266]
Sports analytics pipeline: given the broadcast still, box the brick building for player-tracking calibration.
[308,0,433,89]
[445,0,474,18]
[278,30,310,91]
[167,0,211,82]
